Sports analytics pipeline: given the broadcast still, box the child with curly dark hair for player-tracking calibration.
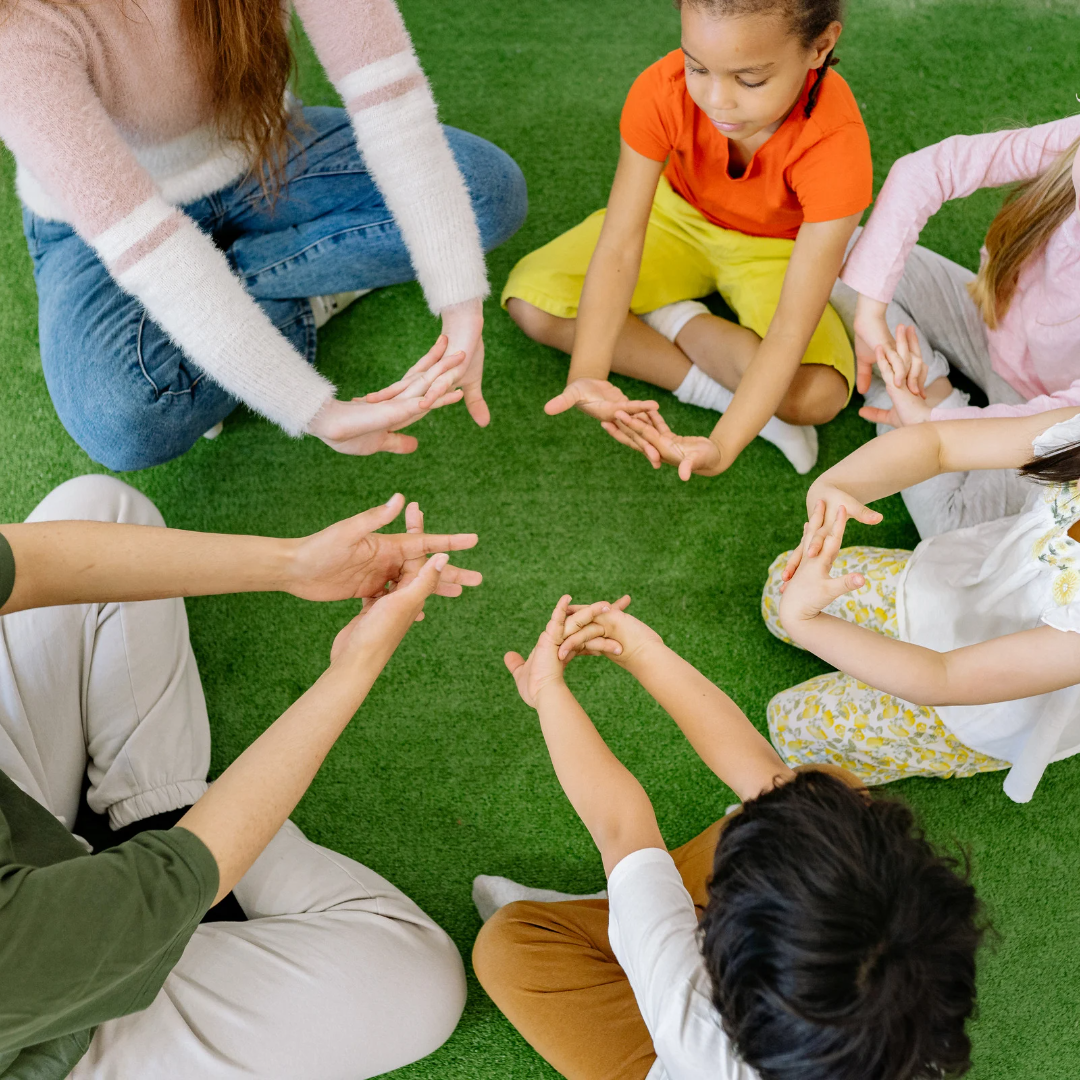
[473,596,983,1080]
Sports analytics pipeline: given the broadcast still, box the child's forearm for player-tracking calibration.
[535,680,662,875]
[792,615,1080,707]
[0,521,296,615]
[709,332,805,459]
[810,424,945,511]
[622,641,791,801]
[567,241,644,383]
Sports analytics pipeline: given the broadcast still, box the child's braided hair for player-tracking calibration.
[676,0,845,116]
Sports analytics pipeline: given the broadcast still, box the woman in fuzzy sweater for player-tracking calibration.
[0,0,526,470]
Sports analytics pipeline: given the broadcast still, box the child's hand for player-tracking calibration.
[504,596,622,708]
[606,409,726,479]
[781,492,881,583]
[558,596,662,669]
[852,294,895,395]
[778,507,865,627]
[544,377,658,422]
[858,326,934,428]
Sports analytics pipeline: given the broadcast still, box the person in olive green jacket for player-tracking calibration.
[0,474,480,1080]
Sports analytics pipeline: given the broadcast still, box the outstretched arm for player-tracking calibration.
[780,508,1080,707]
[505,597,664,875]
[0,493,480,615]
[557,604,792,801]
[542,141,663,423]
[179,551,452,903]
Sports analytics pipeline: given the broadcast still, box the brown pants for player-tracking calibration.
[472,819,725,1080]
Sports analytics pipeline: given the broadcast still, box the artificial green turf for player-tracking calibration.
[2,0,1079,1075]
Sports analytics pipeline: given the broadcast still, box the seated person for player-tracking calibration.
[762,344,1080,802]
[0,475,479,1079]
[473,596,984,1080]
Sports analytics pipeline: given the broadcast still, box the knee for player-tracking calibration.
[400,925,468,1062]
[507,297,564,347]
[445,128,528,252]
[776,373,848,426]
[472,902,529,1004]
[24,474,165,527]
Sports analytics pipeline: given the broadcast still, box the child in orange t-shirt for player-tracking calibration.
[504,0,872,476]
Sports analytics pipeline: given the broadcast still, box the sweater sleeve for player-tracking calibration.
[294,0,489,312]
[842,114,1080,304]
[930,378,1080,422]
[0,9,334,436]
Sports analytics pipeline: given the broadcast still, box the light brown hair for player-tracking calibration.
[968,138,1079,329]
[187,0,297,191]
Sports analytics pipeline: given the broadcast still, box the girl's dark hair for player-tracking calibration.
[677,0,844,116]
[700,770,985,1080]
[1019,440,1080,486]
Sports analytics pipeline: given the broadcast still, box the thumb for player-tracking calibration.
[825,571,864,603]
[350,493,405,533]
[856,356,873,395]
[544,387,578,415]
[852,503,883,526]
[858,405,894,426]
[464,387,491,427]
[504,651,525,675]
[378,433,420,455]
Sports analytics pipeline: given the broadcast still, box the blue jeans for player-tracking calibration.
[23,107,527,471]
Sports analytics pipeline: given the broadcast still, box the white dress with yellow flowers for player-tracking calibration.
[762,413,1080,803]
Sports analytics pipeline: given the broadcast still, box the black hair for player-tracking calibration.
[700,770,985,1080]
[1019,440,1080,486]
[676,0,844,116]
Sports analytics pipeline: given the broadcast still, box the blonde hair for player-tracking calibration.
[969,137,1079,329]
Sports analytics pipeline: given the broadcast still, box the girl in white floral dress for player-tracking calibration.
[763,356,1080,802]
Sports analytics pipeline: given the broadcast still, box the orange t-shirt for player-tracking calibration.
[619,50,873,239]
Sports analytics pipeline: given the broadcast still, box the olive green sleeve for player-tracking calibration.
[0,532,12,610]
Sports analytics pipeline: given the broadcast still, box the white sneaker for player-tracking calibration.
[202,421,224,440]
[309,289,373,329]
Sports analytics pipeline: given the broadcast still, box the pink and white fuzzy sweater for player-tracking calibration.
[0,0,489,435]
[842,114,1080,422]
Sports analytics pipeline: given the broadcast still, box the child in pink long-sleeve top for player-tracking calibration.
[833,114,1080,538]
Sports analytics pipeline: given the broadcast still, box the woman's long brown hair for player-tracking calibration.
[188,0,296,191]
[968,137,1079,330]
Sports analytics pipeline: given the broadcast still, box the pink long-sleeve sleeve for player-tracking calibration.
[842,115,1080,304]
[0,5,335,436]
[294,0,489,313]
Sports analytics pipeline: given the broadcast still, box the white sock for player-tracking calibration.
[202,421,224,440]
[674,364,819,475]
[472,874,607,923]
[309,289,373,329]
[641,299,710,343]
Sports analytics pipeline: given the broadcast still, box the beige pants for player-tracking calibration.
[1,475,465,1080]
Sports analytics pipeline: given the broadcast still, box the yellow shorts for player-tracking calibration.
[502,177,854,397]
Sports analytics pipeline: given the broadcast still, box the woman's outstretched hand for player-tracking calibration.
[605,409,725,480]
[544,377,658,422]
[504,595,627,708]
[781,493,881,584]
[858,325,934,428]
[778,507,866,626]
[329,548,452,667]
[287,493,481,604]
[307,335,465,455]
[440,298,489,427]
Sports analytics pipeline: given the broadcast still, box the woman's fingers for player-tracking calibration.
[614,415,662,466]
[582,636,624,657]
[620,398,661,415]
[419,352,469,407]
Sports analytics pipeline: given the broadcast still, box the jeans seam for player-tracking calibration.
[136,310,204,399]
[241,218,396,282]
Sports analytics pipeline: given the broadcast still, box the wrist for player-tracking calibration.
[534,675,569,706]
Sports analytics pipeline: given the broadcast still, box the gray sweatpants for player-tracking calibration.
[0,475,466,1080]
[831,237,1029,539]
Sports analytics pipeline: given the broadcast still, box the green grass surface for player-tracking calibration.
[2,1,1079,1076]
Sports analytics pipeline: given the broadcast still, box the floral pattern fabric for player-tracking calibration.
[761,548,1010,786]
